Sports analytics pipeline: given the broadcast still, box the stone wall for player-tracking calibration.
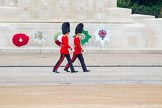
[143,19,162,48]
[0,22,149,48]
[0,0,132,22]
[0,0,162,50]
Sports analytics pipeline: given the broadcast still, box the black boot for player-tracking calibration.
[64,68,70,72]
[53,70,60,73]
[83,70,90,72]
[71,70,78,73]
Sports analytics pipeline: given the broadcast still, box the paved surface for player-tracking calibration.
[0,67,162,85]
[0,51,162,108]
[0,50,161,85]
[0,85,162,108]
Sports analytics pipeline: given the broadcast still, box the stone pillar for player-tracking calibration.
[88,0,95,20]
[30,0,41,19]
[58,0,73,20]
[39,0,52,19]
[18,0,31,19]
[95,0,107,20]
[52,0,62,20]
[45,0,55,19]
[75,0,89,20]
[107,0,117,7]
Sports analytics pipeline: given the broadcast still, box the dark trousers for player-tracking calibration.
[53,53,75,72]
[65,54,87,71]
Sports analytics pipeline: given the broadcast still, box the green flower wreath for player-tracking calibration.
[81,29,91,46]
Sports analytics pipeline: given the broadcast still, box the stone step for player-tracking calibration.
[0,48,162,66]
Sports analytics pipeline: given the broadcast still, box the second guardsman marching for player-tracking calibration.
[64,23,90,72]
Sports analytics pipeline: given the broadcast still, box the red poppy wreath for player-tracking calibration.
[12,33,29,47]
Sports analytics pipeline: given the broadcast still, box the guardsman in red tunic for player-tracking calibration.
[64,23,90,72]
[53,22,78,73]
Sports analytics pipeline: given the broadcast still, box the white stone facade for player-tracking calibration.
[0,0,162,50]
[0,0,131,22]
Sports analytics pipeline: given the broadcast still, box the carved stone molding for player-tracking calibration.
[0,0,132,22]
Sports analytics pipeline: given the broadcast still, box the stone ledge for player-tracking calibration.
[0,20,134,23]
[0,47,58,54]
[1,48,162,66]
[132,14,155,22]
[1,47,162,54]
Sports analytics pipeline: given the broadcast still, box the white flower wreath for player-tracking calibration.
[93,23,110,47]
[33,31,47,45]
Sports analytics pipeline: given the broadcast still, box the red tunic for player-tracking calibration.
[60,35,71,54]
[74,37,82,54]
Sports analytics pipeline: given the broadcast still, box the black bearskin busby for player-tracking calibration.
[62,22,70,35]
[75,23,84,34]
